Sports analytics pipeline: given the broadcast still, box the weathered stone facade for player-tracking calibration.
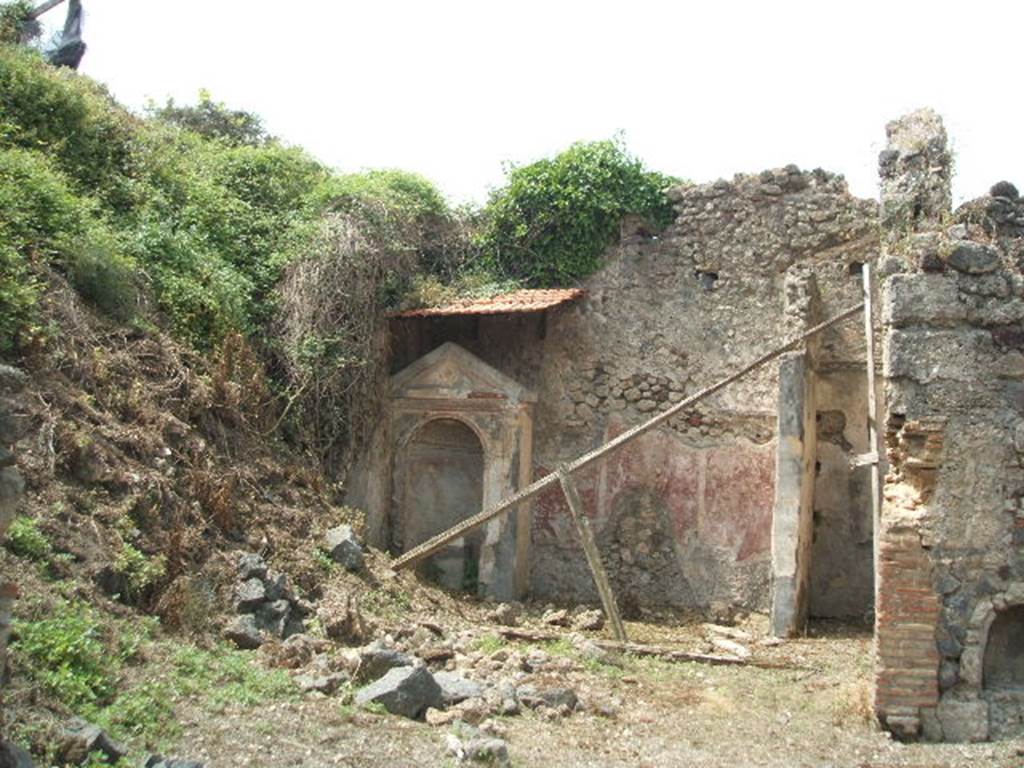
[875,109,1024,742]
[367,162,880,622]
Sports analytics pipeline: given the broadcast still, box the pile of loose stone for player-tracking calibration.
[218,530,615,766]
[223,525,365,650]
[222,552,314,649]
[0,719,206,768]
[269,619,605,768]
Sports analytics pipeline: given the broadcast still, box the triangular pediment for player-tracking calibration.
[390,342,536,403]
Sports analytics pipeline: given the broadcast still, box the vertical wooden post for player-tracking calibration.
[556,465,628,642]
[862,265,882,588]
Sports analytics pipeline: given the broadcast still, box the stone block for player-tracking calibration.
[882,273,965,328]
[936,697,989,742]
[236,552,267,581]
[354,640,414,684]
[223,614,263,650]
[354,665,442,719]
[433,671,485,706]
[324,525,364,571]
[945,241,1000,274]
[58,720,127,765]
[886,329,991,383]
[233,578,265,613]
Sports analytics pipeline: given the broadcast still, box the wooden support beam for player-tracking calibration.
[28,0,65,20]
[392,302,865,573]
[556,465,628,643]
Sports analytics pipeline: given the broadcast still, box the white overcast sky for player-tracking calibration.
[42,0,1023,205]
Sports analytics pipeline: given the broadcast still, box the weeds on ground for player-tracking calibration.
[470,633,507,655]
[170,644,296,712]
[5,516,52,560]
[113,541,167,601]
[13,600,117,710]
[361,585,412,620]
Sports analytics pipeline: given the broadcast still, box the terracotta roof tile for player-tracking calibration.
[391,288,584,318]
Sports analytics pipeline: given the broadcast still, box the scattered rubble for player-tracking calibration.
[222,552,309,649]
[540,607,570,627]
[572,608,605,631]
[444,724,511,767]
[318,589,372,645]
[485,602,520,627]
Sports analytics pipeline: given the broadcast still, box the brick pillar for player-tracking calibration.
[875,515,942,735]
[874,110,952,738]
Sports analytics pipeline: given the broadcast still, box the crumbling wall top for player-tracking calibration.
[879,108,953,237]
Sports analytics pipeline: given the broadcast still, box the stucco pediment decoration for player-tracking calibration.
[390,342,536,404]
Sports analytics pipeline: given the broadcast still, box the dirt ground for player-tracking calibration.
[171,617,1024,768]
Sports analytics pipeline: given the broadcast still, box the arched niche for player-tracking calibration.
[984,606,1024,691]
[385,342,536,601]
[394,418,485,591]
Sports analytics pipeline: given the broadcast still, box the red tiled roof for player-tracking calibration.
[391,288,584,318]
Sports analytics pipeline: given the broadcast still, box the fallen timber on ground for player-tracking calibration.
[495,628,806,671]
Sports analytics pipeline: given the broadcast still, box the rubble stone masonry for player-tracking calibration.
[876,109,1024,741]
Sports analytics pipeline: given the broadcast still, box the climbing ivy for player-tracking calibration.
[480,138,678,286]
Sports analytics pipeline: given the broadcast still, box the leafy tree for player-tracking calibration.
[150,90,271,147]
[481,138,678,286]
[0,1,35,45]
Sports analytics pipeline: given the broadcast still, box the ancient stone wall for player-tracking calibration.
[525,167,879,615]
[384,165,881,617]
[875,109,1024,741]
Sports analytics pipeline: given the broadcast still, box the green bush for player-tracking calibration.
[65,227,139,322]
[5,516,51,560]
[480,137,678,285]
[150,90,270,147]
[0,2,33,45]
[113,542,166,600]
[0,237,39,351]
[0,146,138,345]
[0,44,139,213]
[14,601,115,709]
[326,168,449,220]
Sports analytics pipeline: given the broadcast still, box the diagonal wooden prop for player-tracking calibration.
[392,301,865,576]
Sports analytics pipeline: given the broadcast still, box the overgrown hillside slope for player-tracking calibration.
[0,37,681,766]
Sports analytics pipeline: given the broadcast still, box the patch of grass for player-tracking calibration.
[93,679,180,745]
[541,637,575,657]
[170,644,296,712]
[5,516,51,560]
[313,549,337,574]
[582,656,629,679]
[360,701,389,716]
